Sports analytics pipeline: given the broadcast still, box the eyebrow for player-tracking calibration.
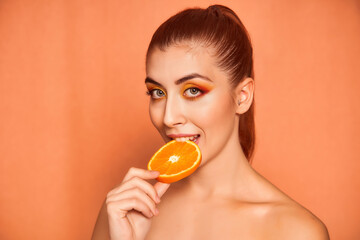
[145,73,213,88]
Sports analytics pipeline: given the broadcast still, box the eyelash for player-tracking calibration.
[184,88,203,100]
[145,87,203,100]
[145,89,165,99]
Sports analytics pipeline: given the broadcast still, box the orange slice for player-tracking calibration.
[147,140,202,183]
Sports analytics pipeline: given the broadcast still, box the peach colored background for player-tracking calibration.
[1,0,359,239]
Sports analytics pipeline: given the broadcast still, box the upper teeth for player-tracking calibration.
[174,135,199,142]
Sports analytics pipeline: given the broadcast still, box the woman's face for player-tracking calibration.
[145,44,239,166]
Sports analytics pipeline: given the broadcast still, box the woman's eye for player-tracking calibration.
[147,89,166,99]
[184,88,202,97]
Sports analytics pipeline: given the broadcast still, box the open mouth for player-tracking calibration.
[171,134,200,143]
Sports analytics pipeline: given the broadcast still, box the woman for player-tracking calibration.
[92,5,329,239]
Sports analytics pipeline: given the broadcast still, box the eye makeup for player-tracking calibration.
[145,84,167,100]
[145,80,214,101]
[181,82,214,101]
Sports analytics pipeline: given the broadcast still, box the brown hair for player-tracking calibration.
[146,5,255,162]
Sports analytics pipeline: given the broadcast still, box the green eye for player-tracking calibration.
[146,89,166,99]
[184,88,201,97]
[157,89,165,96]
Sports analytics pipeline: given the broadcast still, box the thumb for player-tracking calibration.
[154,182,170,198]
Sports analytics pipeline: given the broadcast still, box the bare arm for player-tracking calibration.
[92,200,110,240]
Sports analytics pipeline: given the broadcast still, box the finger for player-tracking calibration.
[123,167,159,182]
[107,198,154,219]
[108,177,161,203]
[107,187,158,215]
[154,182,171,198]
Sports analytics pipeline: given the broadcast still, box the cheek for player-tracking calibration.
[188,92,235,128]
[188,92,236,160]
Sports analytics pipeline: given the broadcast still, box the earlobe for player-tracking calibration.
[235,77,254,114]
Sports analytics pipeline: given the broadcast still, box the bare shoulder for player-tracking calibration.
[263,200,330,240]
[242,168,330,239]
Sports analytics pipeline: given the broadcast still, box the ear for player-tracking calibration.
[234,77,254,115]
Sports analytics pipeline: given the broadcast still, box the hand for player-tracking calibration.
[106,167,170,240]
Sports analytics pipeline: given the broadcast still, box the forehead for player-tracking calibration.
[146,44,222,84]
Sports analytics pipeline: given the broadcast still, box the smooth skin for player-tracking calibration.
[92,43,330,239]
[92,168,170,239]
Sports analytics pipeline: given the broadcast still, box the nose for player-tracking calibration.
[163,95,186,127]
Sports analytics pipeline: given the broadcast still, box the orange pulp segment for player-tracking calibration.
[147,140,202,183]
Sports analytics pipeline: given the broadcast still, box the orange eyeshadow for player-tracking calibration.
[146,83,165,92]
[181,82,214,94]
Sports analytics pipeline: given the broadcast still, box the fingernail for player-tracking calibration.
[156,195,161,203]
[155,208,159,215]
[151,170,159,175]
